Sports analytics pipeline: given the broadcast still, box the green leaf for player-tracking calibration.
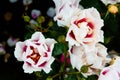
[44,22,68,39]
[104,37,112,44]
[24,31,34,39]
[52,42,68,56]
[34,71,41,78]
[87,75,98,80]
[46,77,53,80]
[80,0,107,13]
[103,13,119,37]
[66,74,78,80]
[81,78,86,80]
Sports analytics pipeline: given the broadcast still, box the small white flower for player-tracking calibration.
[29,19,38,29]
[30,19,38,25]
[47,7,56,18]
[7,37,19,47]
[31,9,41,19]
[23,0,32,5]
[9,0,18,3]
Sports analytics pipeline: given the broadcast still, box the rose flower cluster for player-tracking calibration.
[14,0,120,80]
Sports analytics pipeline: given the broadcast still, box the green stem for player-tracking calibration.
[51,71,82,79]
[66,71,81,75]
[52,72,63,79]
[104,10,109,19]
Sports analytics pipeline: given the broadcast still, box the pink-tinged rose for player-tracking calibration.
[14,32,56,74]
[98,56,120,80]
[53,0,81,27]
[69,43,109,77]
[66,7,104,47]
[100,0,120,5]
[98,68,120,80]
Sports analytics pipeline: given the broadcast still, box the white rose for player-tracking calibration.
[14,32,56,73]
[66,7,104,47]
[53,0,81,27]
[100,0,120,5]
[69,43,109,77]
[98,56,120,80]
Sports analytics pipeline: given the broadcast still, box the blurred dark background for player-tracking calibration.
[0,0,54,80]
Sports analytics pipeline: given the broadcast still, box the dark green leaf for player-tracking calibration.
[52,42,68,56]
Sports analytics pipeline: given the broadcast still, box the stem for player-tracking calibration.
[104,10,109,19]
[51,71,82,79]
[66,71,81,75]
[52,72,63,79]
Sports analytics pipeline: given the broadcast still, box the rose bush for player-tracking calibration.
[13,0,120,80]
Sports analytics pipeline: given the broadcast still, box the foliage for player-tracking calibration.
[18,0,120,80]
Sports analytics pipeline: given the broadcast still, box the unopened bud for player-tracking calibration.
[23,15,30,22]
[37,16,45,23]
[81,65,88,73]
[57,35,65,42]
[108,5,118,14]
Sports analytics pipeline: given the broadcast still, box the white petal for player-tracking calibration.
[14,42,26,61]
[42,57,55,73]
[31,32,45,44]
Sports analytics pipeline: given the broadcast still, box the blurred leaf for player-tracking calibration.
[44,22,68,39]
[103,13,120,37]
[52,42,68,56]
[37,16,45,23]
[23,15,30,22]
[49,60,61,75]
[104,37,112,44]
[46,77,53,80]
[81,78,86,80]
[87,75,98,80]
[24,31,34,39]
[66,74,78,80]
[80,0,107,13]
